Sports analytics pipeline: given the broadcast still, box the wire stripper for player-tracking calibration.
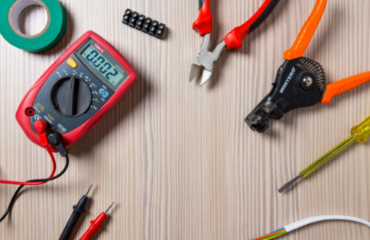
[245,0,370,133]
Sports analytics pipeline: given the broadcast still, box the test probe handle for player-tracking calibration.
[79,213,107,240]
[59,196,88,240]
[321,72,370,104]
[284,0,327,60]
[193,0,213,36]
[224,0,280,50]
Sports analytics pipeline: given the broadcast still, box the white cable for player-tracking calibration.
[284,215,370,233]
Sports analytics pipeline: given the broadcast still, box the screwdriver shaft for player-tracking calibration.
[280,115,370,193]
[278,175,302,193]
[299,136,355,178]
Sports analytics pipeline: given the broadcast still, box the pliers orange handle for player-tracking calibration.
[283,0,370,104]
[284,0,327,60]
[321,72,370,103]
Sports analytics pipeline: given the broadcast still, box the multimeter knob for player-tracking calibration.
[51,76,92,117]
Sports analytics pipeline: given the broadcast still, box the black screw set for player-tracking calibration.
[122,9,166,39]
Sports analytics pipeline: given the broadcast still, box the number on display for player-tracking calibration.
[86,50,118,80]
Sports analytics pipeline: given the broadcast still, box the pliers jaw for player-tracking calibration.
[245,58,325,133]
[189,34,226,85]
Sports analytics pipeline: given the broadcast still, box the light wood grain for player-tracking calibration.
[1,0,370,239]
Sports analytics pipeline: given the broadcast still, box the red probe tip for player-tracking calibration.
[105,202,115,214]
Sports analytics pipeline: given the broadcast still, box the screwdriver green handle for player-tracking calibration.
[351,116,370,143]
[300,116,370,178]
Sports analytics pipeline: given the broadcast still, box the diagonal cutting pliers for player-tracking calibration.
[245,0,370,133]
[189,0,281,86]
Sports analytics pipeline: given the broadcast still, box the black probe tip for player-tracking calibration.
[85,184,93,196]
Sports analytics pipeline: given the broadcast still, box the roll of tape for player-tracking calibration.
[0,0,67,53]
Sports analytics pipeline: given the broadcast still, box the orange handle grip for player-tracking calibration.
[283,0,327,60]
[321,72,370,104]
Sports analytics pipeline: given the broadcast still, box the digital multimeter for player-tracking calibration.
[16,31,138,152]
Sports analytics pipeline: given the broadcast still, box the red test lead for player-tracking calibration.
[79,202,115,240]
[0,120,56,186]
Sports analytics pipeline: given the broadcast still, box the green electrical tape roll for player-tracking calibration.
[0,0,67,53]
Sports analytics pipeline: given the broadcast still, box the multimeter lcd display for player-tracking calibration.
[81,45,124,86]
[76,38,130,91]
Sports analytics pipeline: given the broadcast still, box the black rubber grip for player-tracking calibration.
[59,211,83,240]
[59,196,88,240]
[249,0,280,34]
[199,0,205,10]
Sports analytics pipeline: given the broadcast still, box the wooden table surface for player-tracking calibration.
[1,0,370,239]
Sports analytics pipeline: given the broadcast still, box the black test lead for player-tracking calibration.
[59,185,93,240]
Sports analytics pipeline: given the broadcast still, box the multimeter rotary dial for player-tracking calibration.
[50,76,92,117]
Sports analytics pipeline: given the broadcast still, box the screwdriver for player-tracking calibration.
[79,202,115,240]
[279,115,370,193]
[59,185,93,240]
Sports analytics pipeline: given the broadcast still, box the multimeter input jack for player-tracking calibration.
[25,107,35,116]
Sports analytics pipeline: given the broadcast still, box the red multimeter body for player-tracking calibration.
[16,31,138,152]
